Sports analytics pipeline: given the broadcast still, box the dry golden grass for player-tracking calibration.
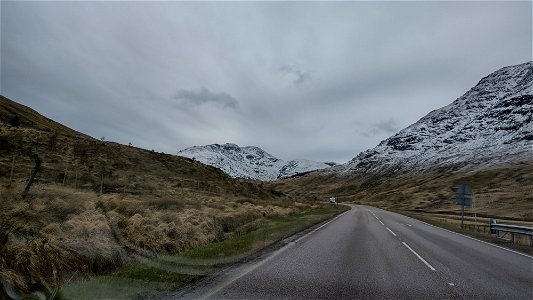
[0,177,303,296]
[271,160,533,221]
[0,95,88,138]
[0,97,304,297]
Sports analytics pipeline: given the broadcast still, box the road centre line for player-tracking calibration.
[402,242,436,271]
[386,227,397,237]
[378,220,385,226]
[369,206,533,259]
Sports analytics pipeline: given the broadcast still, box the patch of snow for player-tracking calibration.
[334,61,533,175]
[177,143,332,181]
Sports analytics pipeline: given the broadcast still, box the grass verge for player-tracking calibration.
[400,211,533,256]
[61,205,349,299]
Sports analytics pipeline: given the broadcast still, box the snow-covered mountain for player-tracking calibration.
[177,143,334,181]
[339,61,533,175]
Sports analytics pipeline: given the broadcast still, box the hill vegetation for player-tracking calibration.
[269,160,533,222]
[0,95,317,297]
[270,62,533,224]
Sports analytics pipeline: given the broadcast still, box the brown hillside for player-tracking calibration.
[0,95,90,138]
[0,95,282,198]
[269,160,533,221]
[0,95,310,295]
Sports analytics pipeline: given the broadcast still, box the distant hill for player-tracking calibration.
[0,95,308,296]
[0,95,280,199]
[178,143,335,181]
[0,95,90,138]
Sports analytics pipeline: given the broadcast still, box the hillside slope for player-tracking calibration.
[271,62,533,220]
[0,95,312,296]
[340,61,532,175]
[178,143,334,181]
[0,95,90,138]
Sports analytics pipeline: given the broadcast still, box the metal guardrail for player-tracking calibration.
[490,219,533,245]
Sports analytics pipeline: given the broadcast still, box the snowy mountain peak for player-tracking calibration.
[341,61,533,174]
[177,144,333,181]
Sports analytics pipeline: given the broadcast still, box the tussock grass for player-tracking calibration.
[60,205,346,299]
[0,178,306,298]
[0,115,305,298]
[272,160,533,221]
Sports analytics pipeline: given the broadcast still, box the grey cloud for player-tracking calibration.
[1,1,530,163]
[363,119,400,137]
[375,119,400,135]
[279,65,311,86]
[174,87,239,109]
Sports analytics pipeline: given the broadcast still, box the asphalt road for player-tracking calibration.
[168,205,533,299]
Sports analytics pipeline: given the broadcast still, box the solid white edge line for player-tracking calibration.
[400,213,533,260]
[386,227,397,237]
[402,242,436,271]
[367,206,533,260]
[201,209,350,299]
[200,245,287,299]
[294,210,348,243]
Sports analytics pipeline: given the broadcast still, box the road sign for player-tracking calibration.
[456,198,472,206]
[330,196,338,208]
[455,183,474,229]
[455,184,472,206]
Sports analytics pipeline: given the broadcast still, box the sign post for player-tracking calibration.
[455,184,473,229]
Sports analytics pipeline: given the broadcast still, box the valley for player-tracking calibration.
[0,61,532,299]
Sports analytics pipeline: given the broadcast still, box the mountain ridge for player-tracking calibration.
[177,143,334,181]
[269,61,533,221]
[0,95,91,139]
[333,61,533,176]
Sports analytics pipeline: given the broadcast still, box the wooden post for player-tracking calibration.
[10,154,15,182]
[22,155,41,198]
[473,192,477,232]
[461,202,465,229]
[100,172,104,195]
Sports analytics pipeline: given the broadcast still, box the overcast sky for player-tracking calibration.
[1,1,531,163]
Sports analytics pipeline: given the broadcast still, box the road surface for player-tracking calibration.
[166,205,533,299]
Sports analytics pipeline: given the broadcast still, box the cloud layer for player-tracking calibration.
[175,87,239,109]
[1,2,531,162]
[279,65,311,86]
